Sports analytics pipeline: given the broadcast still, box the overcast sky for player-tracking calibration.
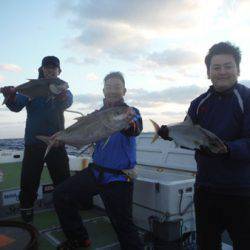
[1,0,250,139]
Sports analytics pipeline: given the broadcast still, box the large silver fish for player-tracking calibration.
[0,78,68,102]
[37,106,135,157]
[150,116,227,153]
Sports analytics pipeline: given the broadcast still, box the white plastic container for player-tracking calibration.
[133,167,195,233]
[68,155,92,171]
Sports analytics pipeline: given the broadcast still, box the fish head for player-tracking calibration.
[103,106,133,130]
[49,78,69,95]
[113,106,135,122]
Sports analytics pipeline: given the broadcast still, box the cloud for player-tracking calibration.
[56,0,250,66]
[73,93,102,109]
[72,84,205,111]
[127,85,204,107]
[57,1,204,60]
[0,75,5,81]
[0,64,22,73]
[161,111,186,116]
[58,0,202,31]
[155,75,177,82]
[66,21,149,60]
[148,49,201,67]
[65,56,98,65]
[86,73,99,81]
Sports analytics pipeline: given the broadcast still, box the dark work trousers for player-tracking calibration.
[194,187,250,250]
[53,167,144,250]
[19,144,70,208]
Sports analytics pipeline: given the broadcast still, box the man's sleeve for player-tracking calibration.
[54,90,73,110]
[121,107,143,137]
[5,93,29,112]
[187,99,198,123]
[226,95,250,161]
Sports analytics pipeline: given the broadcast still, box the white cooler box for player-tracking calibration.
[133,167,196,238]
[94,166,196,239]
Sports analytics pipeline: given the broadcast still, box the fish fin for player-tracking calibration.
[36,135,55,158]
[65,109,85,118]
[183,113,194,126]
[102,137,110,149]
[198,127,227,153]
[149,119,160,143]
[74,116,86,121]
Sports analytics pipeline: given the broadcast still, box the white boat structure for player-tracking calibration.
[0,133,233,249]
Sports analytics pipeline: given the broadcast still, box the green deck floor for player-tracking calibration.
[0,162,119,249]
[6,209,118,250]
[0,162,52,190]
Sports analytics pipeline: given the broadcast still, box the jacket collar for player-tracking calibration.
[208,82,238,96]
[103,97,125,108]
[102,98,127,110]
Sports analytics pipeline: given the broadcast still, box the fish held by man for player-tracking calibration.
[37,106,135,157]
[150,116,227,153]
[0,78,68,103]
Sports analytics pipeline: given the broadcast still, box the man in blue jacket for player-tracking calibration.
[54,72,144,250]
[1,56,73,223]
[158,42,250,249]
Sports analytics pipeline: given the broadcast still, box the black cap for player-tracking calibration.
[41,56,60,68]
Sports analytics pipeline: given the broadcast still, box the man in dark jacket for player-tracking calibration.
[54,72,144,250]
[158,42,250,250]
[1,56,73,223]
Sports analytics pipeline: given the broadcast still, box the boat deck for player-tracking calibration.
[1,208,120,250]
[0,159,232,250]
[0,162,121,249]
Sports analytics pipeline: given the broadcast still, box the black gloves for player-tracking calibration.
[1,86,16,97]
[158,125,173,141]
[1,86,16,103]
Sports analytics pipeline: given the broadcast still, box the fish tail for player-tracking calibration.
[2,97,7,105]
[0,88,7,104]
[149,119,160,143]
[36,135,55,158]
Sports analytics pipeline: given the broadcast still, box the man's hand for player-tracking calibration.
[55,90,67,101]
[1,86,16,103]
[1,86,16,97]
[158,125,173,141]
[125,107,136,122]
[198,144,229,156]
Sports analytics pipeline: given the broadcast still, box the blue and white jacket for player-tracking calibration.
[92,103,143,184]
[5,90,73,145]
[188,83,250,194]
